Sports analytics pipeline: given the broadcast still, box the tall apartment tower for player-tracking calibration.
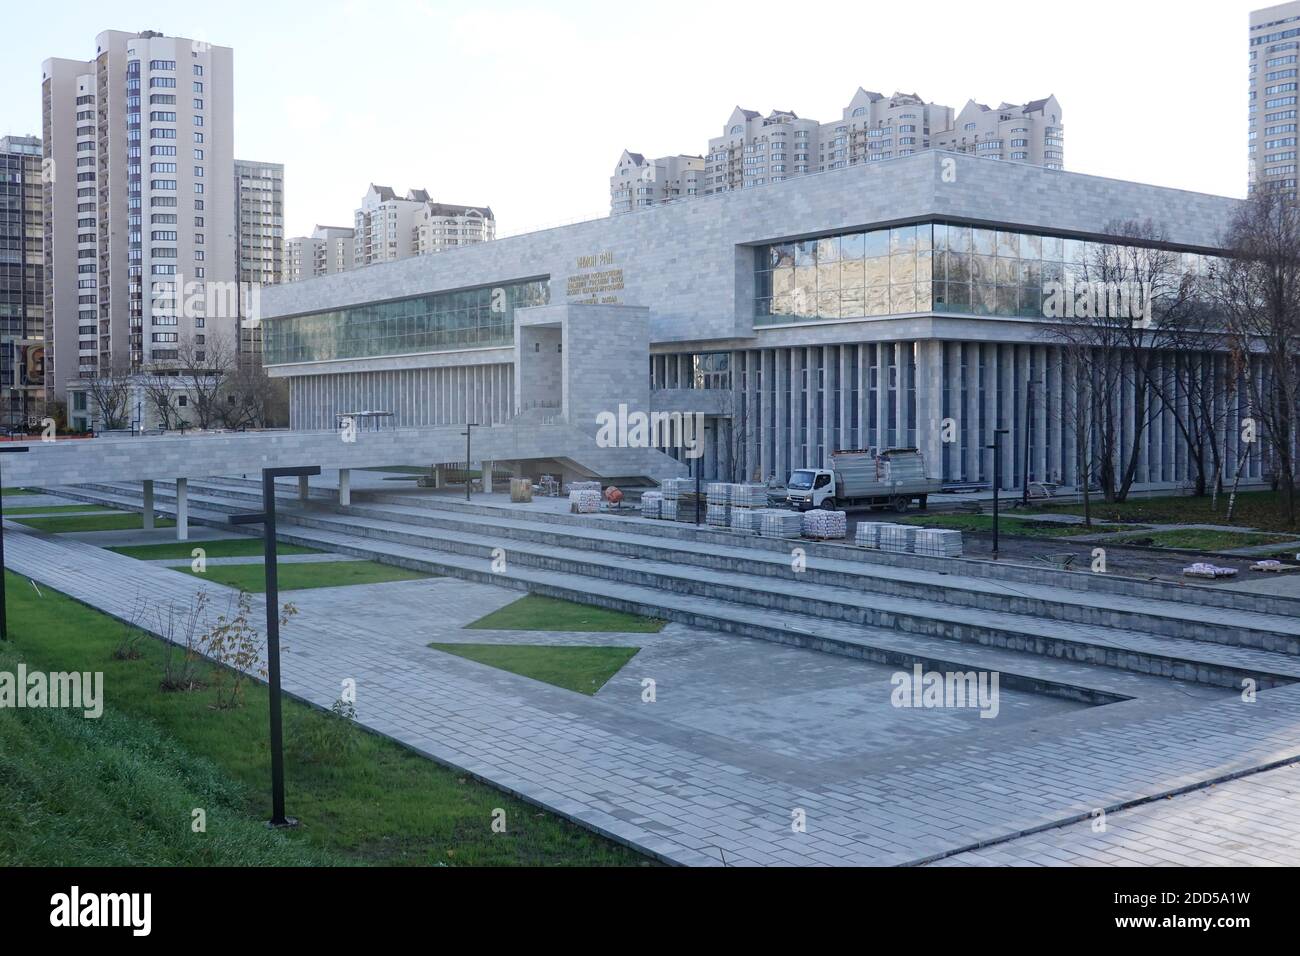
[933,97,1063,167]
[353,185,494,266]
[233,159,283,364]
[0,134,46,427]
[614,87,1061,211]
[234,159,283,286]
[285,225,354,282]
[42,30,235,403]
[609,151,704,215]
[1250,2,1300,194]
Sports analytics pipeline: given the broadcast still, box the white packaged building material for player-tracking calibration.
[641,493,662,519]
[913,528,963,558]
[730,509,756,533]
[758,509,804,538]
[661,499,678,520]
[802,509,847,539]
[730,483,768,508]
[568,489,602,514]
[706,482,732,505]
[878,523,918,553]
[706,503,731,527]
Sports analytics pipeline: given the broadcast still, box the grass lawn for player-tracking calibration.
[1041,489,1300,534]
[112,538,323,560]
[175,559,433,592]
[3,503,118,516]
[1109,528,1298,552]
[430,643,640,695]
[1,487,39,496]
[2,570,650,866]
[15,512,174,533]
[0,648,331,866]
[467,594,666,633]
[899,513,1143,538]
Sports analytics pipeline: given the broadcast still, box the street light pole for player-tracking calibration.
[1022,380,1038,508]
[462,423,478,501]
[230,464,321,829]
[0,443,31,640]
[987,428,1009,561]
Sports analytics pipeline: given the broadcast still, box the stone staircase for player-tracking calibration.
[40,478,1300,698]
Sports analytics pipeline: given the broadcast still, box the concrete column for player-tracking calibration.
[856,345,869,450]
[434,464,446,489]
[916,340,944,479]
[142,480,154,530]
[774,348,787,480]
[175,478,188,542]
[338,468,351,507]
[298,474,310,502]
[482,460,494,494]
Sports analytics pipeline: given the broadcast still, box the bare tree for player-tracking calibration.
[175,332,235,430]
[83,360,134,431]
[141,366,183,431]
[1209,185,1300,527]
[219,360,282,429]
[1045,219,1197,502]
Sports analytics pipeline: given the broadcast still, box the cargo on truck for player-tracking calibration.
[785,448,941,512]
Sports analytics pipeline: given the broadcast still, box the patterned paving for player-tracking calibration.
[7,523,1300,866]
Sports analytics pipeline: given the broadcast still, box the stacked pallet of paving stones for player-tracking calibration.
[801,509,847,540]
[568,489,602,514]
[913,527,963,557]
[641,491,662,519]
[566,480,602,494]
[706,482,732,527]
[854,521,890,548]
[877,523,919,553]
[730,483,769,508]
[757,508,804,538]
[729,508,757,534]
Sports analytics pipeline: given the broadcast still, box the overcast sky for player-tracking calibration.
[0,0,1266,237]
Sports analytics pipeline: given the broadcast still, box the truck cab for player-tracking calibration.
[786,469,836,510]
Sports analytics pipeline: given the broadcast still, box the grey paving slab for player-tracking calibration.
[7,525,1300,867]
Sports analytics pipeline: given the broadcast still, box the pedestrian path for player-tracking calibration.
[6,525,1300,866]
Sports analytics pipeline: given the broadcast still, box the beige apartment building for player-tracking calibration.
[285,225,354,282]
[287,185,494,280]
[610,151,704,215]
[611,87,1062,212]
[1250,2,1300,193]
[42,29,237,403]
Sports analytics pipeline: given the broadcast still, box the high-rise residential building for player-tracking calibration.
[352,185,496,267]
[285,225,355,282]
[413,201,495,254]
[42,29,236,405]
[234,159,283,286]
[612,87,1062,212]
[234,159,283,364]
[0,134,46,428]
[1250,2,1300,194]
[609,151,704,214]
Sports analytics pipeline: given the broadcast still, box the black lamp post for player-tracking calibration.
[229,464,321,828]
[1022,380,1039,508]
[0,443,31,640]
[987,428,1009,560]
[462,423,478,501]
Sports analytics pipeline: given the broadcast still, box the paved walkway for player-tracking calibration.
[930,762,1300,866]
[7,523,1300,866]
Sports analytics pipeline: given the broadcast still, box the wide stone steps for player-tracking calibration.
[335,500,1300,655]
[46,480,1300,692]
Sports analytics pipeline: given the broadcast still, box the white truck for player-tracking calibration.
[785,448,941,513]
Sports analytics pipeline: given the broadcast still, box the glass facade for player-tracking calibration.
[754,221,1218,326]
[264,278,550,364]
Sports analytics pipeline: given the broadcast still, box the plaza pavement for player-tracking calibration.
[6,523,1300,866]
